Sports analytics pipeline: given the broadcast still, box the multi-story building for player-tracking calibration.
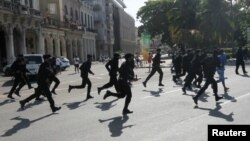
[0,0,42,66]
[113,4,137,54]
[85,0,136,58]
[40,0,96,62]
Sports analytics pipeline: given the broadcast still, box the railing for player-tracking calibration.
[42,17,86,32]
[0,0,41,16]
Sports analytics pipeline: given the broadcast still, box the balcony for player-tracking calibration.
[0,0,41,16]
[42,17,86,32]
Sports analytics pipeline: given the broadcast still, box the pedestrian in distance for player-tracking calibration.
[103,53,138,115]
[19,54,61,113]
[73,56,80,73]
[143,48,165,87]
[68,55,94,100]
[235,46,248,74]
[216,49,229,92]
[98,53,120,95]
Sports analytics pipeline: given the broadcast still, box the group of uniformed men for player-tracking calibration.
[5,46,248,114]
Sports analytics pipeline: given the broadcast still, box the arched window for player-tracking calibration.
[75,10,78,21]
[64,5,68,15]
[70,7,73,21]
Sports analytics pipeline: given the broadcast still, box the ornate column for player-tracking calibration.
[6,24,15,64]
[93,39,96,61]
[37,27,45,54]
[79,39,84,61]
[47,36,53,55]
[54,36,60,57]
[61,37,67,57]
[20,26,27,54]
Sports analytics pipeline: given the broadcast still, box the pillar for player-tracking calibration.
[6,24,15,64]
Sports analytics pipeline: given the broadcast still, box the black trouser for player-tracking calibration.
[100,74,118,90]
[145,67,163,84]
[22,83,56,109]
[183,71,196,89]
[8,74,26,96]
[174,65,182,77]
[193,69,203,86]
[51,76,60,91]
[195,75,219,99]
[235,60,247,73]
[23,74,32,88]
[71,76,91,96]
[175,67,188,78]
[107,79,132,111]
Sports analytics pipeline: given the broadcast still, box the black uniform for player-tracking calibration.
[235,47,247,74]
[98,56,119,94]
[192,56,223,105]
[14,58,33,94]
[20,57,61,113]
[143,49,164,87]
[8,58,26,99]
[68,57,94,99]
[103,54,135,115]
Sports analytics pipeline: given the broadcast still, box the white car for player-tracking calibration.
[59,57,70,70]
[3,54,44,76]
[24,54,44,76]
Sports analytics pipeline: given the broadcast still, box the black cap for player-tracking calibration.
[124,53,133,60]
[157,48,161,52]
[18,54,23,58]
[87,54,92,58]
[43,54,51,60]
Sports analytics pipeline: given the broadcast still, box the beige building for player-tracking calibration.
[0,0,42,66]
[85,0,136,58]
[40,0,96,62]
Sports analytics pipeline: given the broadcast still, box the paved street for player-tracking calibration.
[0,60,250,141]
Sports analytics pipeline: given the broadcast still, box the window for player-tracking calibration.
[64,5,68,15]
[29,0,33,8]
[75,10,78,20]
[48,3,56,14]
[70,7,73,21]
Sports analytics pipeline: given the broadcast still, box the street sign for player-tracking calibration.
[247,27,250,42]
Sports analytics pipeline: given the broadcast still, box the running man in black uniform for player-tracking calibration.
[68,55,94,100]
[98,53,120,95]
[143,49,165,87]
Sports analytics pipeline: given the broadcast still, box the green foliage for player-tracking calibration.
[137,0,250,49]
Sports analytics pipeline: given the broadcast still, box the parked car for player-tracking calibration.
[2,54,44,76]
[23,54,44,76]
[2,64,12,76]
[59,57,70,71]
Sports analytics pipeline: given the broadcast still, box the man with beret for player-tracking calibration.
[103,53,136,115]
[68,54,94,100]
[98,53,120,95]
[143,48,165,87]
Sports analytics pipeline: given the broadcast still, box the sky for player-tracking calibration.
[124,0,147,27]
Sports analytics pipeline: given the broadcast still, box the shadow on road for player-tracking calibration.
[17,99,46,112]
[99,115,135,137]
[0,99,15,106]
[143,88,163,97]
[2,80,14,87]
[239,73,250,77]
[95,99,118,111]
[196,102,234,122]
[1,113,58,137]
[223,92,237,102]
[63,100,86,110]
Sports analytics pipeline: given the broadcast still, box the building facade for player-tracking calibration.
[86,0,136,58]
[0,0,42,66]
[0,0,96,71]
[40,0,96,62]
